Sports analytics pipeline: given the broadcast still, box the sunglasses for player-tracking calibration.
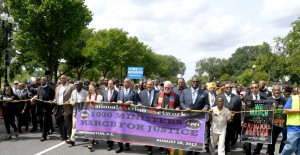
[192,81,199,83]
[225,87,232,89]
[251,87,258,89]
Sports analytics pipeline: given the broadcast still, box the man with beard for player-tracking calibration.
[65,81,88,146]
[180,77,209,155]
[31,77,55,141]
[259,80,272,98]
[53,75,75,141]
[217,83,242,152]
[153,81,180,155]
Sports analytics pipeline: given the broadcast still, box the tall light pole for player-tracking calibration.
[252,64,256,83]
[0,11,14,85]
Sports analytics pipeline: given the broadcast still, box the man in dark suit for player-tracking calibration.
[116,78,138,153]
[243,83,267,155]
[180,77,209,155]
[31,77,55,141]
[173,78,187,97]
[15,83,30,133]
[217,83,242,152]
[137,80,159,155]
[103,80,118,151]
[259,80,272,98]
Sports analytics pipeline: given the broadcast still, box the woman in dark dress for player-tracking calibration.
[1,87,19,139]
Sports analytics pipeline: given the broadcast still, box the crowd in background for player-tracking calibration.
[0,76,299,155]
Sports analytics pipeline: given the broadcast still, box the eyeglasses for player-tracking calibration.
[192,81,199,83]
[164,87,171,90]
[225,87,232,89]
[251,87,258,89]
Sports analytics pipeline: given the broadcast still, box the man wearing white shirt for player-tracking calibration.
[65,81,87,146]
[53,75,75,141]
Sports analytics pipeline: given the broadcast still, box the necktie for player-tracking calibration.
[192,90,195,103]
[255,95,258,100]
[148,91,151,106]
[108,90,112,101]
[125,89,128,96]
[211,93,215,106]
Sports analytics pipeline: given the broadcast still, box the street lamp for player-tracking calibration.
[0,12,14,85]
[251,64,256,83]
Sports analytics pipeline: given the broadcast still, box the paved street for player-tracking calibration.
[0,118,288,155]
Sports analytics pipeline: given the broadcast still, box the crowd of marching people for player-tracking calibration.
[0,76,300,155]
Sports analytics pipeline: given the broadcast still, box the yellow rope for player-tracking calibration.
[0,99,283,113]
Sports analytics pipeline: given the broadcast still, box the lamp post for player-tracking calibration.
[0,12,14,85]
[251,64,256,83]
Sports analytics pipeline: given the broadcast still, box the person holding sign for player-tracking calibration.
[209,97,231,155]
[266,85,286,155]
[242,83,267,155]
[281,86,300,155]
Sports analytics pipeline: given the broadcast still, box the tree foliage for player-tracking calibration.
[8,0,92,82]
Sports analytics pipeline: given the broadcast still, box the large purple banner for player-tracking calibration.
[76,103,206,151]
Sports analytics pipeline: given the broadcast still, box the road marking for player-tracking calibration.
[34,142,65,155]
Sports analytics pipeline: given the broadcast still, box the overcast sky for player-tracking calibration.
[84,0,300,80]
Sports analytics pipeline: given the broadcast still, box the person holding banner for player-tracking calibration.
[153,81,180,155]
[180,78,209,155]
[53,75,75,141]
[116,78,138,153]
[242,83,267,155]
[87,82,103,150]
[209,97,232,155]
[281,86,300,155]
[1,87,19,140]
[65,81,88,146]
[138,80,160,155]
[103,80,118,151]
[266,85,286,155]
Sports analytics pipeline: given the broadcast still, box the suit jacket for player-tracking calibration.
[153,91,180,109]
[138,89,159,107]
[103,89,118,102]
[173,86,187,98]
[36,84,55,113]
[53,83,75,116]
[180,88,209,110]
[217,93,242,123]
[16,89,29,112]
[117,88,138,104]
[244,92,267,101]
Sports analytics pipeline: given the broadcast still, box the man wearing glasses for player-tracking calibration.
[217,83,242,152]
[242,83,267,155]
[153,81,180,155]
[180,77,209,155]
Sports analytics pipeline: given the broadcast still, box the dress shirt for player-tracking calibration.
[58,85,66,105]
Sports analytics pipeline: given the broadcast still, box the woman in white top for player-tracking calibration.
[87,83,103,150]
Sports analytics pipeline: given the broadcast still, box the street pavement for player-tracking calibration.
[0,118,289,155]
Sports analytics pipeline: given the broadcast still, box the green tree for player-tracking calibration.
[195,57,228,81]
[8,0,92,82]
